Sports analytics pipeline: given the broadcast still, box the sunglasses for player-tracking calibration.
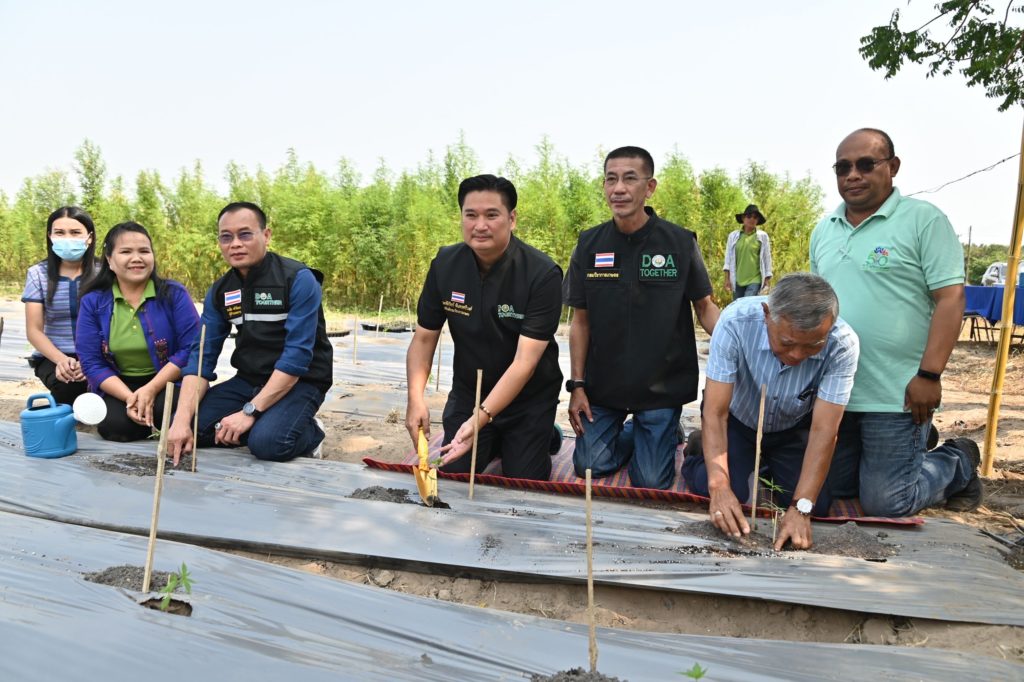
[832,156,894,176]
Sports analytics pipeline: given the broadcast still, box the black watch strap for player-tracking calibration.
[565,379,585,393]
[916,368,942,381]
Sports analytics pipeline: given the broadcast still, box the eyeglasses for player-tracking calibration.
[832,157,894,176]
[604,174,651,187]
[217,231,257,245]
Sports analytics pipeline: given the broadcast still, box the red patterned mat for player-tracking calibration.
[363,432,924,525]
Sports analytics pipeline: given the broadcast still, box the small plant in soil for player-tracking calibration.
[159,562,193,611]
[758,477,788,544]
[680,662,708,679]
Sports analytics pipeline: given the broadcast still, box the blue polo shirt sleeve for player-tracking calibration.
[181,286,231,381]
[416,253,446,331]
[685,236,714,301]
[704,307,741,384]
[274,268,322,376]
[817,322,860,406]
[520,266,563,341]
[21,264,44,303]
[563,245,587,309]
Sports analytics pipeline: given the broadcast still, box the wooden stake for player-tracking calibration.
[352,315,358,364]
[376,294,384,337]
[191,324,206,473]
[469,369,482,500]
[586,468,598,673]
[0,316,5,348]
[750,384,767,530]
[434,328,443,393]
[143,384,175,593]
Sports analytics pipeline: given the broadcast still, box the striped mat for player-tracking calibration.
[363,432,923,525]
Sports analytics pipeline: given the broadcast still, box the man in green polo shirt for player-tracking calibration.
[810,127,981,516]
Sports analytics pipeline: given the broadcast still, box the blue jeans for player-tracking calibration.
[733,282,762,300]
[829,412,972,516]
[681,413,831,515]
[573,405,681,490]
[193,376,325,461]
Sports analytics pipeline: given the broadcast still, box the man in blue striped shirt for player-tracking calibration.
[681,273,859,549]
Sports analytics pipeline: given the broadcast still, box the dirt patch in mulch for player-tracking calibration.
[349,485,414,504]
[532,669,624,682]
[1008,546,1024,571]
[673,520,898,560]
[87,452,194,476]
[83,564,192,615]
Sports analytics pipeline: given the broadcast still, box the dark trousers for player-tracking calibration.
[192,376,325,461]
[31,355,88,405]
[440,389,557,481]
[681,413,832,515]
[98,374,179,442]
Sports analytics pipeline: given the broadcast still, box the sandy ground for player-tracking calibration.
[2,325,1023,664]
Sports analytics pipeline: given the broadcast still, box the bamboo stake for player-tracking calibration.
[0,316,4,348]
[984,119,1024,477]
[750,384,767,530]
[586,468,598,673]
[143,384,175,593]
[469,369,482,500]
[376,294,384,337]
[191,324,206,473]
[434,328,443,393]
[352,315,358,364]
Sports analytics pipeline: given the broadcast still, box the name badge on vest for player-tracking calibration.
[638,253,679,281]
[224,289,243,322]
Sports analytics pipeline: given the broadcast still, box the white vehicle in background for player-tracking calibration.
[981,261,1024,287]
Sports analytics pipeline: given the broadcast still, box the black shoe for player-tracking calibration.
[944,437,983,512]
[926,423,939,451]
[549,424,563,456]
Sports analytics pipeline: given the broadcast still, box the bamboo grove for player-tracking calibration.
[0,138,828,309]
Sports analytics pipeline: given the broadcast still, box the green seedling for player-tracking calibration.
[758,477,789,544]
[429,456,445,467]
[680,662,708,679]
[159,562,194,611]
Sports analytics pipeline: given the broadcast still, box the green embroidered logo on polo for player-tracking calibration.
[497,303,524,320]
[639,253,678,280]
[863,246,893,271]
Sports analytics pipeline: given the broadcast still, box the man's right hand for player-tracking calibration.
[709,485,749,538]
[568,388,592,436]
[166,419,193,467]
[405,399,430,447]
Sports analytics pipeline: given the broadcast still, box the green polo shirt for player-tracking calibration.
[735,230,761,286]
[110,281,157,377]
[809,188,963,412]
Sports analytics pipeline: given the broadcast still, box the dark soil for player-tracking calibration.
[1008,545,1024,570]
[532,669,624,682]
[140,596,193,616]
[349,485,414,504]
[675,520,898,560]
[85,564,171,590]
[88,452,194,476]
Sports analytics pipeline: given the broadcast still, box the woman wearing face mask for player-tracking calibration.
[77,222,200,442]
[21,206,98,404]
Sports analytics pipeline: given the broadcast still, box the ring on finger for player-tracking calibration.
[713,510,723,516]
[214,422,222,431]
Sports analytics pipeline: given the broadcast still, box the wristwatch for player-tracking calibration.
[565,379,585,393]
[795,498,814,516]
[242,402,263,419]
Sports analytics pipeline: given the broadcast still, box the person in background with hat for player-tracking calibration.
[724,204,773,300]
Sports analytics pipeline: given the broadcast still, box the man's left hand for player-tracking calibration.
[774,507,813,550]
[214,411,255,446]
[904,375,941,425]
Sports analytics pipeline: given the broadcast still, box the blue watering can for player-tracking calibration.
[21,393,78,458]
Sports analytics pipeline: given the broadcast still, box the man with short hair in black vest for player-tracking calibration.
[167,201,333,464]
[405,174,563,480]
[564,146,719,489]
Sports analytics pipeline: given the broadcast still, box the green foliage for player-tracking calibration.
[680,662,708,679]
[860,1,1024,111]
[965,242,1012,283]
[0,139,826,309]
[159,562,193,611]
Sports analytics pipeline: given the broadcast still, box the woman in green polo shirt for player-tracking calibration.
[76,222,200,442]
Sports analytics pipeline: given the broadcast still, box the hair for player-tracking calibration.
[80,222,171,300]
[853,128,895,158]
[604,146,655,176]
[457,174,518,211]
[43,206,97,305]
[218,201,268,230]
[767,272,839,330]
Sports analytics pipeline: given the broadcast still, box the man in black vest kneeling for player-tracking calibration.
[168,202,333,464]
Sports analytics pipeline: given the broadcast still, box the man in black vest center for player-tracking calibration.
[167,201,333,464]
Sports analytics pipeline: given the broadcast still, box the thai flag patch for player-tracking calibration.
[451,291,466,304]
[594,253,615,268]
[224,289,242,306]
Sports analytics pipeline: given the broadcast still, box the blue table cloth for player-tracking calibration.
[965,285,1024,325]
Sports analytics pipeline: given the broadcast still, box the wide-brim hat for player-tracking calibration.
[736,204,766,225]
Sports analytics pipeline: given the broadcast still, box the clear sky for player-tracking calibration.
[0,0,1020,245]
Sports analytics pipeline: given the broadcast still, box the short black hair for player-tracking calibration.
[854,128,895,158]
[604,146,655,176]
[457,174,518,211]
[218,201,267,230]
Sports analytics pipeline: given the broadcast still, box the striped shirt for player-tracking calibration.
[706,296,860,432]
[21,262,82,356]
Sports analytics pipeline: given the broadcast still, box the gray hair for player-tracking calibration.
[766,273,839,330]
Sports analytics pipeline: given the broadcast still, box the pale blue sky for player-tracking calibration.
[0,0,1020,244]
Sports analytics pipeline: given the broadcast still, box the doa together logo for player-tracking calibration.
[640,253,678,278]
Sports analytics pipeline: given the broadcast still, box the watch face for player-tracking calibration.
[796,498,813,514]
[243,403,255,416]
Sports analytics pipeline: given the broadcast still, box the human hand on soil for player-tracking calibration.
[405,400,430,447]
[904,375,941,425]
[166,420,193,466]
[215,411,254,446]
[709,487,749,538]
[775,507,812,550]
[126,385,157,426]
[437,412,489,465]
[568,389,592,436]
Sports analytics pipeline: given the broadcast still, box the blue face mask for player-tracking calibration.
[51,238,89,262]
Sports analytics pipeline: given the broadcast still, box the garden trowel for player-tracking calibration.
[414,428,448,508]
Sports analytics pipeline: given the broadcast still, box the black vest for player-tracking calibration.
[212,252,333,393]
